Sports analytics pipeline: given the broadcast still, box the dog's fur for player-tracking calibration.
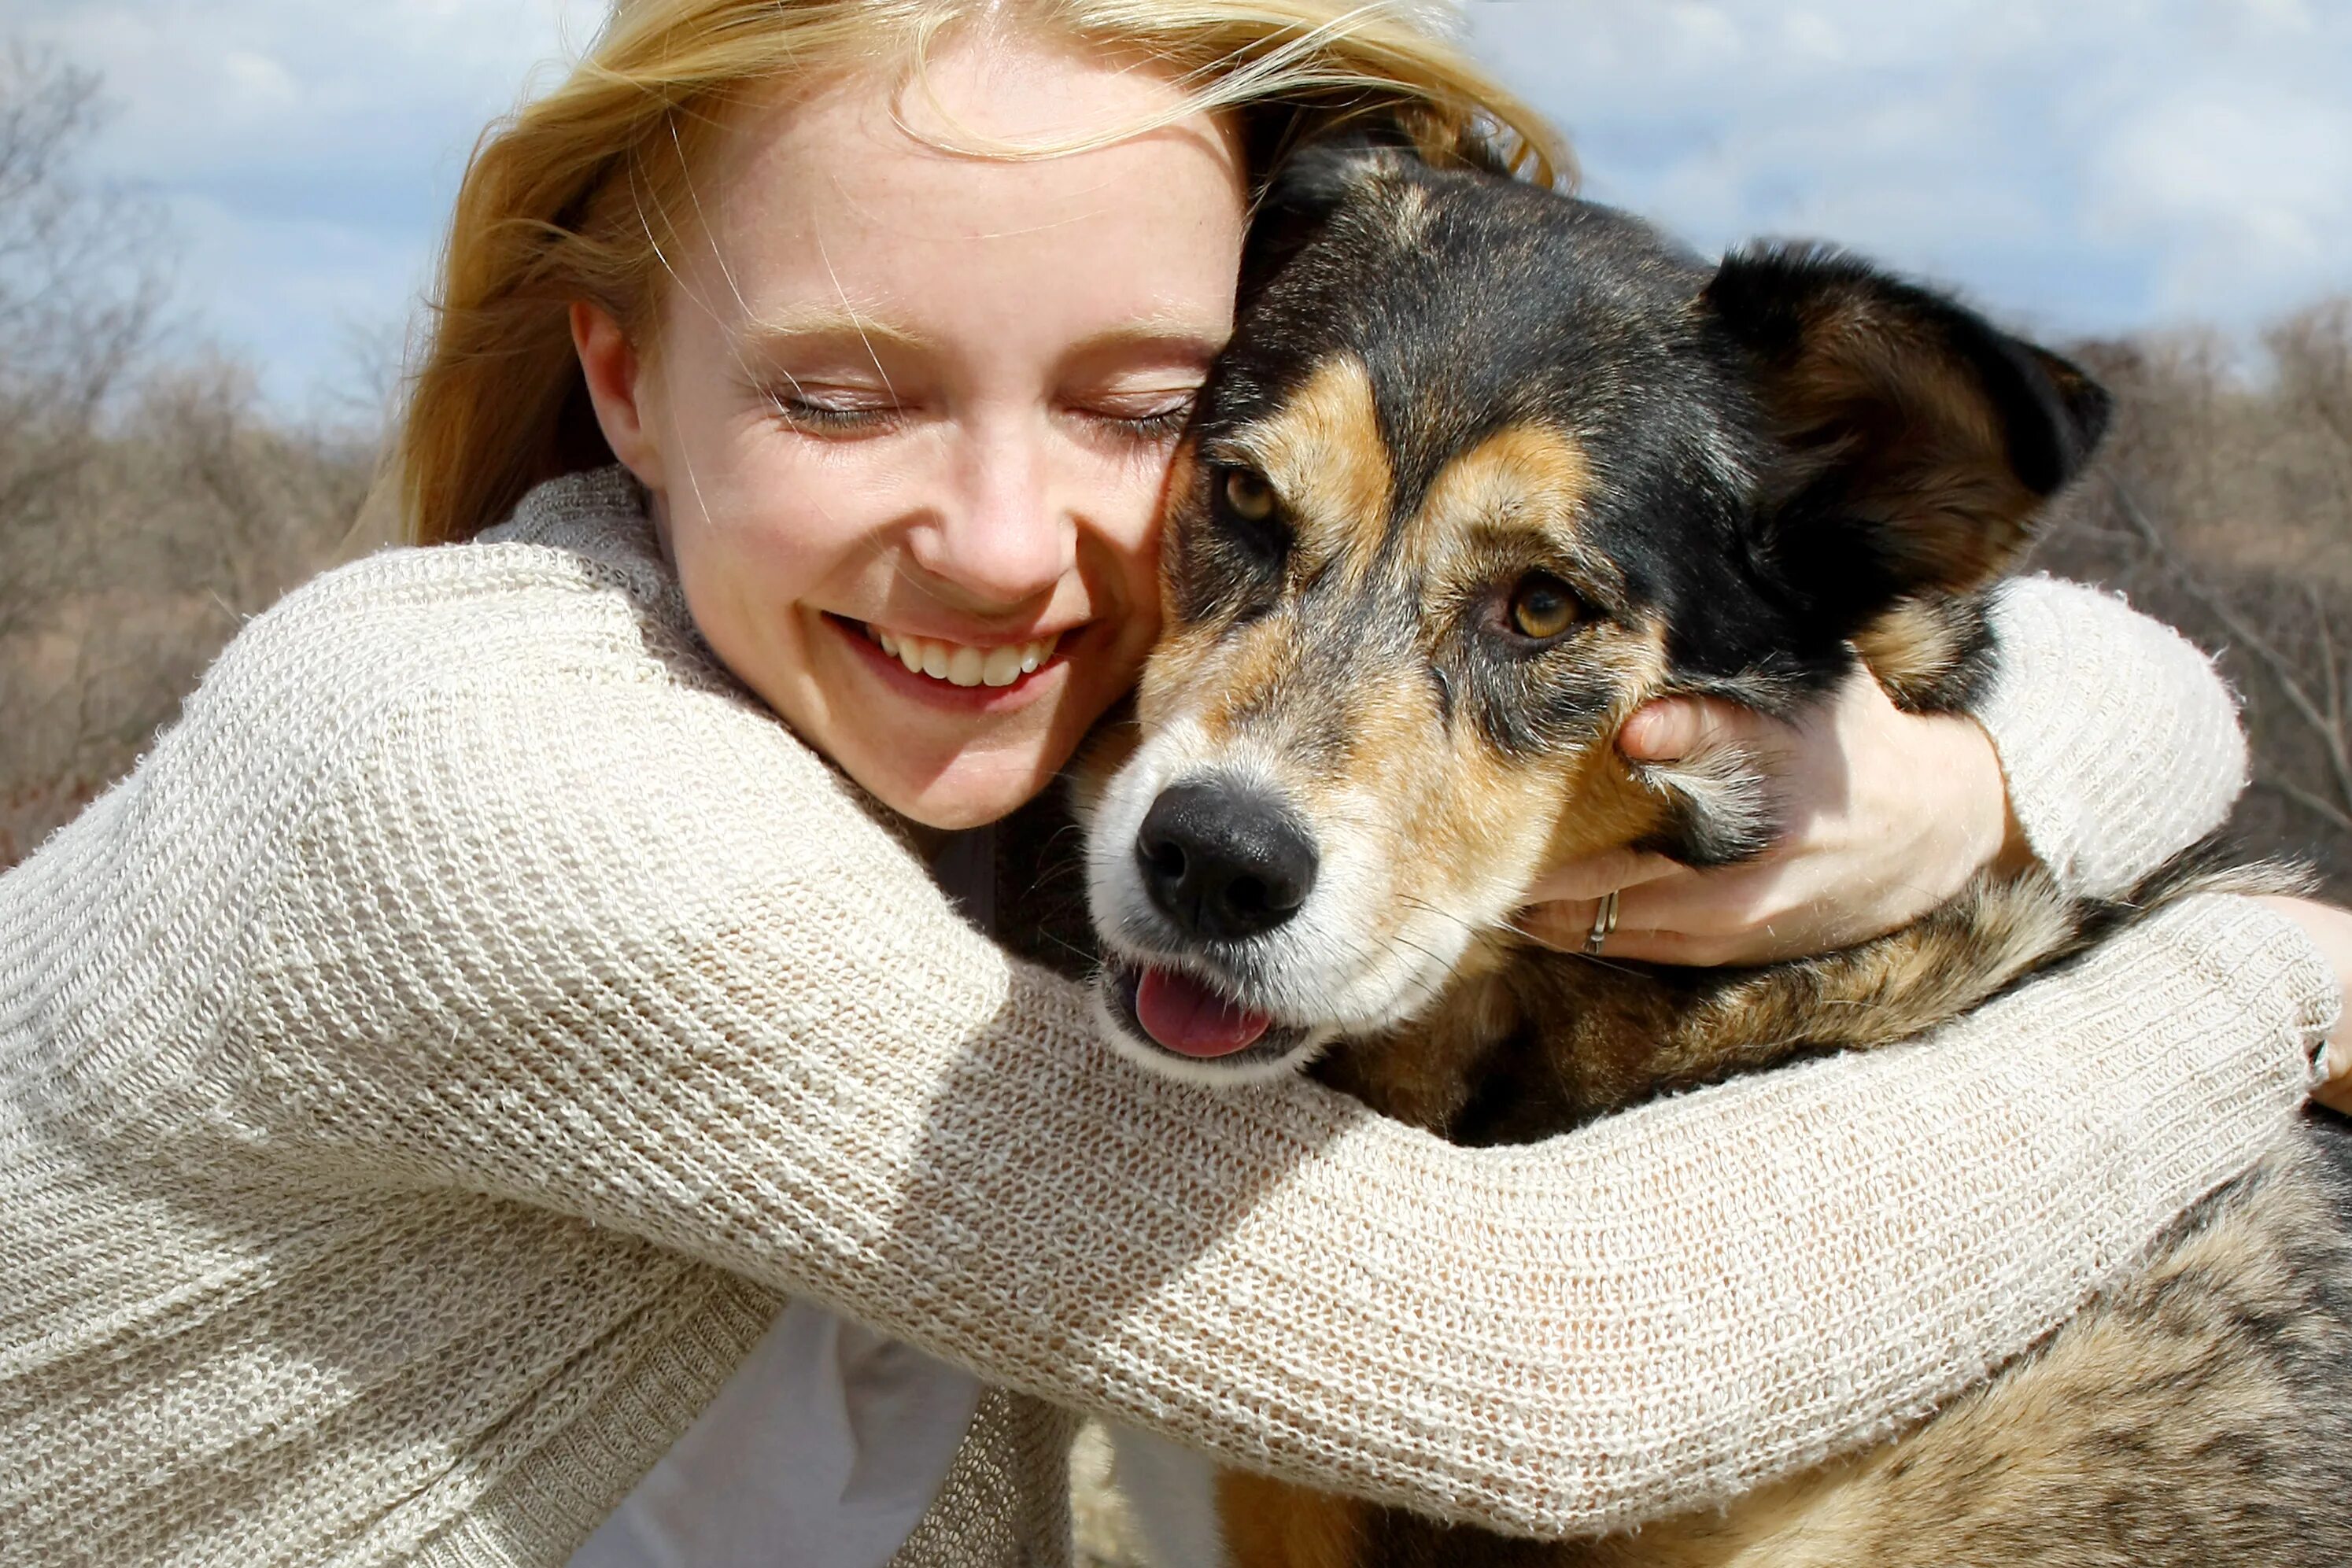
[1058,138,2352,1566]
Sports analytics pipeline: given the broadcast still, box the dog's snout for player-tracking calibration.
[1135,781,1318,942]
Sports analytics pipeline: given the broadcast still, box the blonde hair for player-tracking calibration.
[394,0,1571,545]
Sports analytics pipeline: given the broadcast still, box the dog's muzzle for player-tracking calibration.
[1134,780,1319,942]
[1089,775,1325,1072]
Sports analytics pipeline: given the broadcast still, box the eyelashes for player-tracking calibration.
[760,389,1198,443]
[1106,401,1196,442]
[766,393,890,434]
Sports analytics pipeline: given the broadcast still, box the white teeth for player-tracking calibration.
[980,645,1024,688]
[860,623,1062,690]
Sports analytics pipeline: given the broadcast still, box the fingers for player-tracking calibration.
[2251,895,2352,1113]
[1519,846,1682,905]
[1610,863,1804,945]
[1517,861,1851,967]
[1514,901,1796,967]
[1587,925,1764,967]
[1619,693,1784,763]
[1515,898,1603,954]
[1516,865,1807,966]
[2307,1008,2351,1116]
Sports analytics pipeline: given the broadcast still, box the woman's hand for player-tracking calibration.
[2254,896,2352,1114]
[1517,671,2026,965]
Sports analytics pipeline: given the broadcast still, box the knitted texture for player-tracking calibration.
[1978,574,2250,898]
[0,470,2335,1566]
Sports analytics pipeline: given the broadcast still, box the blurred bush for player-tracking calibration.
[2044,306,2352,899]
[0,47,377,864]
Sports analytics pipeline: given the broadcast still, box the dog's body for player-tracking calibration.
[1065,138,2352,1566]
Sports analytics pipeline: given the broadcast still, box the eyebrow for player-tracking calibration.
[733,308,1229,367]
[733,309,932,363]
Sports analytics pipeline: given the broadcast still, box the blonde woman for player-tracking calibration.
[3,4,2346,1566]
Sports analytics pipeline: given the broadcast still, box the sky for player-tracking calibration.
[9,0,2350,410]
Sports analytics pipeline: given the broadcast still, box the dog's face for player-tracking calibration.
[1084,144,2108,1083]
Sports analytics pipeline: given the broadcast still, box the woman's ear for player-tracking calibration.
[569,300,666,489]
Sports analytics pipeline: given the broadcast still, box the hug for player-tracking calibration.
[2,2,2346,1566]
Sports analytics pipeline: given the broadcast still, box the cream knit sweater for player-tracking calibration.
[0,469,2336,1568]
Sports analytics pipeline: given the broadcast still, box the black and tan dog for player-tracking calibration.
[1072,138,2352,1567]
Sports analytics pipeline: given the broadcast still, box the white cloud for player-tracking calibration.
[2085,83,2352,317]
[1464,0,2352,338]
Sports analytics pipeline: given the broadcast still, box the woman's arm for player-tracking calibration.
[2263,895,2352,1113]
[1974,575,2248,895]
[1522,577,2251,963]
[191,574,2334,1540]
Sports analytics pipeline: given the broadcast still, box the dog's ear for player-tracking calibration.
[1702,245,2110,611]
[1241,132,1413,307]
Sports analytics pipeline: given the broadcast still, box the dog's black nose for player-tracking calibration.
[1136,780,1318,942]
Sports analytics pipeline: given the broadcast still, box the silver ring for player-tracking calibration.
[1586,889,1620,955]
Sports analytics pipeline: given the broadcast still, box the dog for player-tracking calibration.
[1063,137,2352,1567]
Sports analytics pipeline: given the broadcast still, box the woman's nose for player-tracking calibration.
[907,423,1074,607]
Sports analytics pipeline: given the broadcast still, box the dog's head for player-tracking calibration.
[1084,142,2109,1083]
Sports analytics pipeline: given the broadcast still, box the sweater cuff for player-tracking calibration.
[2143,894,2342,1087]
[1976,577,2248,899]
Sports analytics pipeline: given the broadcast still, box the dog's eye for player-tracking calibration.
[1208,465,1289,564]
[1507,573,1584,641]
[1220,467,1277,523]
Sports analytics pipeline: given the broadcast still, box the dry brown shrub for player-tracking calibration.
[2039,301,2352,901]
[0,46,378,865]
[0,356,377,865]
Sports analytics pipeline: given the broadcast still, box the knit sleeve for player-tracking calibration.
[212,589,2337,1540]
[1978,577,2248,898]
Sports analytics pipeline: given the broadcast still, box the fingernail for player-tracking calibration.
[1621,704,1680,762]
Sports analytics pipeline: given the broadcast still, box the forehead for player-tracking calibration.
[672,39,1246,349]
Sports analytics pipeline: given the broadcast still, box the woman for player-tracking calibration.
[2,3,2344,1566]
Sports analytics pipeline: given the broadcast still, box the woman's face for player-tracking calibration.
[574,35,1246,829]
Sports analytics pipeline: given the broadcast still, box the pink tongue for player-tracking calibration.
[1135,966,1273,1058]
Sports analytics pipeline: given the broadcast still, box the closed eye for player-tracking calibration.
[1072,389,1198,444]
[764,386,901,437]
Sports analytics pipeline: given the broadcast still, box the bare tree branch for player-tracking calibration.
[2262,776,2352,838]
[2109,482,2352,820]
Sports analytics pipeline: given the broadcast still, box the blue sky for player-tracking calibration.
[12,0,2350,410]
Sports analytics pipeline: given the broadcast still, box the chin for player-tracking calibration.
[862,746,1067,832]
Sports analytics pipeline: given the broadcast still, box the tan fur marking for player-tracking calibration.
[1302,619,1682,1131]
[1386,182,1435,248]
[1409,420,1596,573]
[1192,613,1301,745]
[1218,1471,1367,1568]
[1851,596,1968,704]
[1228,356,1393,570]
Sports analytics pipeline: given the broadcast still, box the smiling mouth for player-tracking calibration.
[854,620,1062,689]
